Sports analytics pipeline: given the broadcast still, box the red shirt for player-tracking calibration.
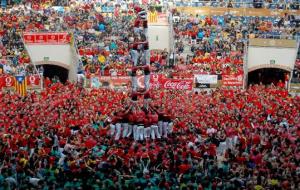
[178,163,191,174]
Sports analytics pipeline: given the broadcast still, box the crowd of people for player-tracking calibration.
[0,83,299,189]
[171,10,299,78]
[0,0,299,79]
[0,1,300,189]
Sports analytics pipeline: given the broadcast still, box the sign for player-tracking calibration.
[23,32,71,45]
[194,74,218,84]
[44,57,50,61]
[26,75,41,88]
[161,79,193,91]
[91,76,130,89]
[0,76,15,89]
[195,83,210,88]
[89,75,193,90]
[222,74,243,87]
[138,74,165,89]
[0,75,41,90]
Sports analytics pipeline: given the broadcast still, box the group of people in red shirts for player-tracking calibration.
[0,81,299,189]
[109,103,173,141]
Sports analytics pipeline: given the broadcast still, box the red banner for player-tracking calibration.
[89,74,193,91]
[0,75,41,89]
[35,34,47,43]
[47,34,59,43]
[161,79,193,91]
[58,33,71,43]
[23,34,36,43]
[26,75,41,88]
[0,76,15,88]
[222,74,243,87]
[23,33,71,44]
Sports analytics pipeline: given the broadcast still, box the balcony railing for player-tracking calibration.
[172,1,300,10]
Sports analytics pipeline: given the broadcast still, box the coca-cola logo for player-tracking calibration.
[163,80,192,90]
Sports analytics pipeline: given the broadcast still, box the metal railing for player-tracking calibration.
[172,1,300,9]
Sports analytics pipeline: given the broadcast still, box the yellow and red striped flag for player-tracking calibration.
[148,10,158,23]
[15,75,27,96]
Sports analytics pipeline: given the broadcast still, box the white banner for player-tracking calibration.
[194,75,218,84]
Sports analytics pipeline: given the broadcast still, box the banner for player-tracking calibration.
[26,75,41,88]
[92,76,130,89]
[137,74,165,89]
[222,74,243,87]
[15,76,27,96]
[89,75,193,90]
[161,79,193,91]
[0,76,15,88]
[23,33,71,44]
[194,74,218,84]
[195,83,210,88]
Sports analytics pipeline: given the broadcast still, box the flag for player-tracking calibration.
[148,11,158,23]
[15,75,27,96]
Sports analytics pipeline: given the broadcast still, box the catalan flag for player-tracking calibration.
[15,75,27,96]
[148,10,158,23]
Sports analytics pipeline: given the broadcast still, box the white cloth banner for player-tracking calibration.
[194,74,218,84]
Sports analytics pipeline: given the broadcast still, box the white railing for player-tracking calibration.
[173,1,300,9]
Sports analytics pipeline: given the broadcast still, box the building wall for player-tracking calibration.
[248,47,297,72]
[148,25,170,52]
[25,44,77,82]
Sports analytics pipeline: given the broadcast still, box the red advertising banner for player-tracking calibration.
[0,76,15,88]
[23,33,71,44]
[35,34,47,43]
[0,75,41,90]
[161,79,193,91]
[47,34,59,43]
[222,74,243,87]
[26,75,41,87]
[58,33,71,43]
[23,34,36,43]
[89,75,193,91]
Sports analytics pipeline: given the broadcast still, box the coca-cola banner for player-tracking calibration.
[88,75,193,91]
[161,79,193,91]
[222,74,243,87]
[23,32,71,44]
